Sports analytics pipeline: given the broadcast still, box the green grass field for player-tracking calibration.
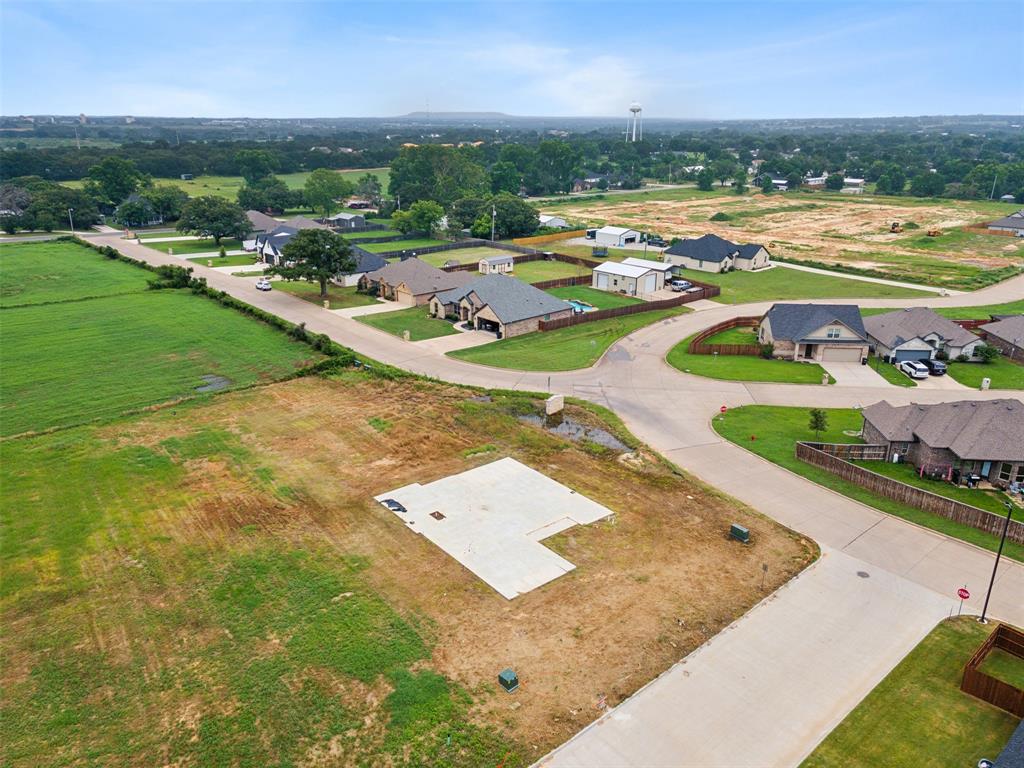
[186,253,258,267]
[356,307,460,341]
[1,291,321,437]
[702,325,757,345]
[449,306,690,371]
[802,618,1019,768]
[945,356,1024,390]
[713,405,1024,562]
[63,168,390,200]
[141,238,245,256]
[342,229,402,240]
[413,246,513,267]
[833,248,1021,290]
[684,266,930,304]
[863,300,1024,321]
[360,238,448,253]
[531,243,647,262]
[667,334,834,384]
[856,460,1011,515]
[866,357,917,387]
[273,281,380,310]
[979,648,1024,689]
[512,260,591,283]
[1,240,150,307]
[545,285,643,310]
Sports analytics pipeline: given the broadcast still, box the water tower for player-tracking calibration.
[629,102,643,142]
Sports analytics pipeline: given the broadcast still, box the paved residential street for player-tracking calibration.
[91,232,1024,765]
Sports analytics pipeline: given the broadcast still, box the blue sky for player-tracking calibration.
[2,1,1022,119]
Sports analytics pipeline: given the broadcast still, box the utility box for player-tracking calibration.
[498,668,519,693]
[981,377,991,391]
[545,395,564,416]
[730,523,750,544]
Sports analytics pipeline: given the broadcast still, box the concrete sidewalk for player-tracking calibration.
[774,261,962,295]
[539,548,953,767]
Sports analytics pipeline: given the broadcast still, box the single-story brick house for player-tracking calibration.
[429,274,572,338]
[861,399,1024,488]
[479,255,514,275]
[863,307,985,363]
[591,259,666,295]
[361,258,473,306]
[663,234,770,273]
[987,209,1024,235]
[980,315,1024,359]
[759,303,870,362]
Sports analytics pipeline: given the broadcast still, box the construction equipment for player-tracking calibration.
[926,229,942,237]
[890,222,903,233]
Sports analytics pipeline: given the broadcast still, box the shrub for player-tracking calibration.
[956,353,970,363]
[709,212,732,222]
[902,221,920,230]
[147,264,194,290]
[760,344,774,360]
[219,245,227,258]
[935,349,949,361]
[288,321,309,343]
[976,344,1000,364]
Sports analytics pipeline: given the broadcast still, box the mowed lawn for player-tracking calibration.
[360,238,448,253]
[142,238,245,256]
[186,253,258,267]
[342,229,402,240]
[512,260,591,283]
[686,266,930,304]
[356,306,460,341]
[0,240,150,306]
[1,291,320,436]
[273,280,380,310]
[714,405,1024,561]
[667,334,834,384]
[414,246,513,267]
[946,356,1024,390]
[450,306,690,371]
[802,618,1020,768]
[863,300,1024,321]
[545,285,642,310]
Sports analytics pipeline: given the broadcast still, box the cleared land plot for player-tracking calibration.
[0,376,812,765]
[450,306,690,371]
[361,238,449,253]
[141,237,245,256]
[714,405,1024,562]
[1,290,320,437]
[356,306,460,341]
[679,267,929,304]
[668,333,834,385]
[377,457,613,599]
[511,260,592,284]
[0,240,149,306]
[545,285,643,310]
[550,191,1023,288]
[274,280,380,310]
[802,618,1019,768]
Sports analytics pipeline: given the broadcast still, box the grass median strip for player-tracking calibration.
[801,618,1020,768]
[449,306,690,371]
[667,334,834,384]
[713,405,1024,562]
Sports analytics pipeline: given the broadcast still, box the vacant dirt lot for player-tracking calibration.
[553,193,1023,284]
[3,373,813,764]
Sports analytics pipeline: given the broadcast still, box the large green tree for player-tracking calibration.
[469,193,539,239]
[114,198,156,227]
[234,149,279,185]
[238,175,299,214]
[392,200,445,235]
[909,172,946,197]
[711,158,736,187]
[490,161,522,195]
[176,196,250,244]
[354,173,383,205]
[304,168,354,216]
[697,168,715,191]
[825,173,844,191]
[272,229,354,298]
[388,145,489,208]
[141,185,188,221]
[85,157,144,206]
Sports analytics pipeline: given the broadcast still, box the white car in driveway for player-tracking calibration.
[255,277,272,291]
[898,360,929,379]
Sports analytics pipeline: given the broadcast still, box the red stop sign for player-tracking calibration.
[720,405,728,414]
[957,587,970,600]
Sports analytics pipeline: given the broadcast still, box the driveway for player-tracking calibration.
[415,328,497,353]
[915,372,971,391]
[331,300,403,318]
[820,360,894,387]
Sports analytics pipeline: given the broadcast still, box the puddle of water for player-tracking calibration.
[518,414,629,452]
[467,395,492,403]
[196,374,232,392]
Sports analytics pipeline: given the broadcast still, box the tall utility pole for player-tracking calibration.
[990,174,999,200]
[490,205,496,241]
[979,501,1015,624]
[67,207,75,233]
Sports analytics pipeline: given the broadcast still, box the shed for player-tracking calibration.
[539,214,569,229]
[594,226,640,247]
[479,254,515,275]
[592,260,664,296]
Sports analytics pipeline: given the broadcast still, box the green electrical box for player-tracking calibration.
[730,523,750,544]
[498,668,519,693]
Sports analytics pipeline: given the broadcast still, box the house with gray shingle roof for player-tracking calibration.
[428,274,572,338]
[663,234,770,273]
[862,399,1024,487]
[987,209,1024,234]
[759,303,869,362]
[864,307,985,363]
[980,315,1024,360]
[360,257,473,306]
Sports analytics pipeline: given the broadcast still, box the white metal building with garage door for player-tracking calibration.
[592,261,665,296]
[594,226,641,247]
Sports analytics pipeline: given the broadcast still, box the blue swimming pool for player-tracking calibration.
[567,299,596,313]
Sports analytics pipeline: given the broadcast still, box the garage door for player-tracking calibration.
[893,349,932,362]
[597,273,609,289]
[821,346,863,362]
[642,274,656,293]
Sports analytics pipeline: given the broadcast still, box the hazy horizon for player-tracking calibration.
[2,1,1022,119]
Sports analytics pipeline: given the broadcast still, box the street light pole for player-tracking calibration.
[979,501,1015,624]
[490,205,496,241]
[67,207,75,233]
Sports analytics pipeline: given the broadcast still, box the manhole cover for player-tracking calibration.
[856,571,870,579]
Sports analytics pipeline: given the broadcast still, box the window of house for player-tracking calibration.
[999,463,1012,482]
[1015,465,1024,483]
[826,327,841,339]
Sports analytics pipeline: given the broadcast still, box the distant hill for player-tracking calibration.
[398,111,511,119]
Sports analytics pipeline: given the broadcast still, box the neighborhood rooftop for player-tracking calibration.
[981,314,1024,343]
[665,233,766,262]
[862,399,1024,461]
[621,257,673,272]
[593,261,660,279]
[863,307,979,349]
[433,274,570,325]
[364,257,473,295]
[763,303,867,341]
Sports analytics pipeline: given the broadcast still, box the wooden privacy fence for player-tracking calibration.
[963,225,1019,237]
[954,318,991,332]
[795,442,1024,544]
[530,274,593,289]
[538,284,719,331]
[512,229,587,245]
[961,624,1024,716]
[688,316,762,356]
[801,442,889,461]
